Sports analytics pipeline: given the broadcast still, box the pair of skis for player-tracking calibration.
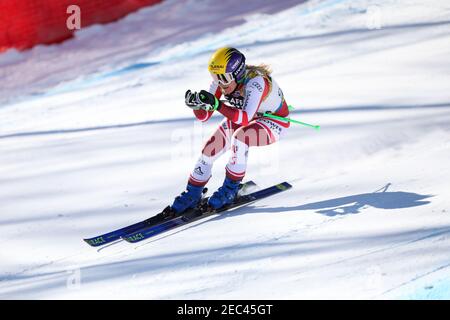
[84,181,292,247]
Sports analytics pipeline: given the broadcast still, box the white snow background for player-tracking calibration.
[0,0,450,299]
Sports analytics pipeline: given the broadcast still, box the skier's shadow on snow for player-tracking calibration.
[222,183,433,218]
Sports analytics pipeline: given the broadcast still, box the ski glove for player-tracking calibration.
[185,90,220,111]
[198,90,220,111]
[185,90,205,110]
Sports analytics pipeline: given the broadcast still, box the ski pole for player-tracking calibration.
[263,112,321,131]
[219,101,320,130]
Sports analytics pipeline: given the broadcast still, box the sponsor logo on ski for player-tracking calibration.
[86,236,105,246]
[276,183,288,190]
[126,233,145,242]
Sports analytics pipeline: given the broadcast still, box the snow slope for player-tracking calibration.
[1,0,450,299]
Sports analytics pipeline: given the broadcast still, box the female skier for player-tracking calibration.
[171,47,290,213]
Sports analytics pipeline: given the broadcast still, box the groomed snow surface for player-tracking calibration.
[1,0,450,299]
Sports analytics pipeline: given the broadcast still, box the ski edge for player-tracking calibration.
[121,181,292,244]
[83,181,257,247]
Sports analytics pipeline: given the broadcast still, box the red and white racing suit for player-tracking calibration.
[188,70,290,186]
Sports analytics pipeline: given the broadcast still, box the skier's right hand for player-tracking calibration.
[185,90,206,110]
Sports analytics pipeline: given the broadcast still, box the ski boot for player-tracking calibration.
[171,183,204,215]
[208,176,242,210]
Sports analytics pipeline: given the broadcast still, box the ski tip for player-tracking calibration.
[276,182,293,190]
[83,236,108,247]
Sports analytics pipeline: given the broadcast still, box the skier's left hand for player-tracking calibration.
[185,90,206,110]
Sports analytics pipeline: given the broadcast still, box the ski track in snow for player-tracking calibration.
[1,0,450,299]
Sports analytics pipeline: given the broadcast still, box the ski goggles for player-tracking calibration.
[210,72,235,86]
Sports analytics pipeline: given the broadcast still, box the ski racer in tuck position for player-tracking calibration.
[171,47,290,213]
